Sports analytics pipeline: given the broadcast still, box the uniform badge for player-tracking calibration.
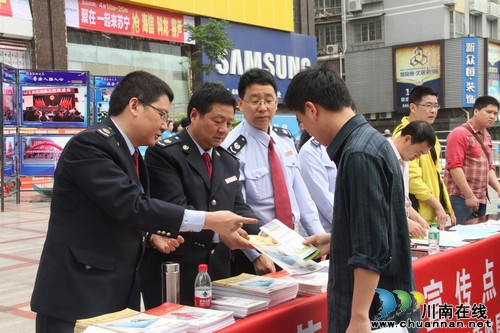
[227,135,247,155]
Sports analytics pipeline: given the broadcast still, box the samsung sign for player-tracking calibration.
[200,18,317,99]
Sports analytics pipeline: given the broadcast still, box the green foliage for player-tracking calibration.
[231,119,242,129]
[185,19,234,81]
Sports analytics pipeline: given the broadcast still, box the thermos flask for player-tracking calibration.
[161,261,180,304]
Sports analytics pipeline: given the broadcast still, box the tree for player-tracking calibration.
[184,19,234,82]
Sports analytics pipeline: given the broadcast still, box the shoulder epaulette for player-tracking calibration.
[155,135,182,148]
[96,126,115,139]
[311,138,321,147]
[217,146,238,160]
[272,126,292,138]
[226,135,247,156]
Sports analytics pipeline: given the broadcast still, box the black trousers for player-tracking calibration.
[36,313,75,333]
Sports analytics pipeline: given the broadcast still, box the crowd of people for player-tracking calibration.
[30,66,499,333]
[23,106,85,122]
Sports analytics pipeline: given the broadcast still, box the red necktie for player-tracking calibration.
[268,138,293,228]
[202,152,212,180]
[132,150,140,178]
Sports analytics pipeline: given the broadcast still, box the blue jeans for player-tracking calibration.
[450,195,486,224]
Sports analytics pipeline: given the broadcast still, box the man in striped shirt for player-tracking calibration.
[445,95,500,223]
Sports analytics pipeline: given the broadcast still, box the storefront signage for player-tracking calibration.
[0,0,32,20]
[394,42,442,110]
[200,18,316,100]
[487,42,499,102]
[462,37,479,107]
[65,0,194,44]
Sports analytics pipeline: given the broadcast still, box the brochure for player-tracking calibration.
[259,219,320,261]
[249,235,323,275]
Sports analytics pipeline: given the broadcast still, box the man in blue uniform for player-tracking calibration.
[297,131,337,233]
[140,82,261,307]
[31,71,256,333]
[222,68,325,275]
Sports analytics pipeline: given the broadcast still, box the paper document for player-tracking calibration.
[259,219,320,261]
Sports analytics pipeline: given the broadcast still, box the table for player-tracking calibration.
[217,216,500,333]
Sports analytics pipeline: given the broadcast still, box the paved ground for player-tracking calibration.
[1,186,499,333]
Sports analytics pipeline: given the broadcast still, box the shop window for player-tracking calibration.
[0,41,31,68]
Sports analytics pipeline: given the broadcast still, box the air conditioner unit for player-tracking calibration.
[379,112,393,119]
[444,0,457,6]
[326,44,339,55]
[469,0,488,15]
[348,0,362,13]
[487,3,499,19]
[366,113,377,120]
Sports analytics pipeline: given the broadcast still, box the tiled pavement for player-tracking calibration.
[1,188,500,333]
[0,191,50,333]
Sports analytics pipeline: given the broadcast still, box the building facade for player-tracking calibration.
[315,0,499,135]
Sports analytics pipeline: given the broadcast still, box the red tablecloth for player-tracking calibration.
[217,233,500,333]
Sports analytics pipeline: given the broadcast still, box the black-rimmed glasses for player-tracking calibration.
[138,98,169,122]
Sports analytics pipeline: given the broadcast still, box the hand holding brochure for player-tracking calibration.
[260,219,320,261]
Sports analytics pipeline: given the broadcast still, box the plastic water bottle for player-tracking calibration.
[428,222,440,255]
[194,264,212,308]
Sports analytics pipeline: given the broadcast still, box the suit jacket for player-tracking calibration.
[31,117,186,322]
[139,130,259,307]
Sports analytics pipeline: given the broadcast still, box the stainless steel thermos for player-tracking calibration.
[161,261,180,304]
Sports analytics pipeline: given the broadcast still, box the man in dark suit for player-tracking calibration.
[31,71,256,333]
[140,82,262,307]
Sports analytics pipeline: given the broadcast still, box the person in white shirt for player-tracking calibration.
[389,120,436,238]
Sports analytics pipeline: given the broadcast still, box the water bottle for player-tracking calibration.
[194,264,212,308]
[428,222,440,255]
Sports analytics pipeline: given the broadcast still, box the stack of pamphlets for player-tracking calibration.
[266,268,329,296]
[212,273,299,308]
[248,219,323,275]
[82,312,189,333]
[144,302,235,333]
[211,297,269,318]
[76,308,139,333]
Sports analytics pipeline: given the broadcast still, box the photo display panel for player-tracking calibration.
[93,75,122,124]
[2,64,18,126]
[19,133,73,176]
[3,134,16,177]
[19,70,89,128]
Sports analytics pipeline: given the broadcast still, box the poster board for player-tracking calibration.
[18,70,89,128]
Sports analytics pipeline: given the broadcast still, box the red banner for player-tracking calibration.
[72,0,188,43]
[0,0,13,17]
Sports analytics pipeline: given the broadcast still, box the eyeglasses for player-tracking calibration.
[417,103,440,111]
[241,98,277,107]
[138,98,169,122]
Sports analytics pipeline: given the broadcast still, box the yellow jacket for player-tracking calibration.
[393,117,453,223]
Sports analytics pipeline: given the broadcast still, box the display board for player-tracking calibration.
[92,75,122,124]
[3,133,16,177]
[19,132,76,176]
[1,64,19,211]
[2,64,17,126]
[18,70,89,128]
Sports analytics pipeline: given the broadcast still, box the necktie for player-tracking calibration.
[202,152,212,180]
[132,150,140,178]
[268,138,293,228]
